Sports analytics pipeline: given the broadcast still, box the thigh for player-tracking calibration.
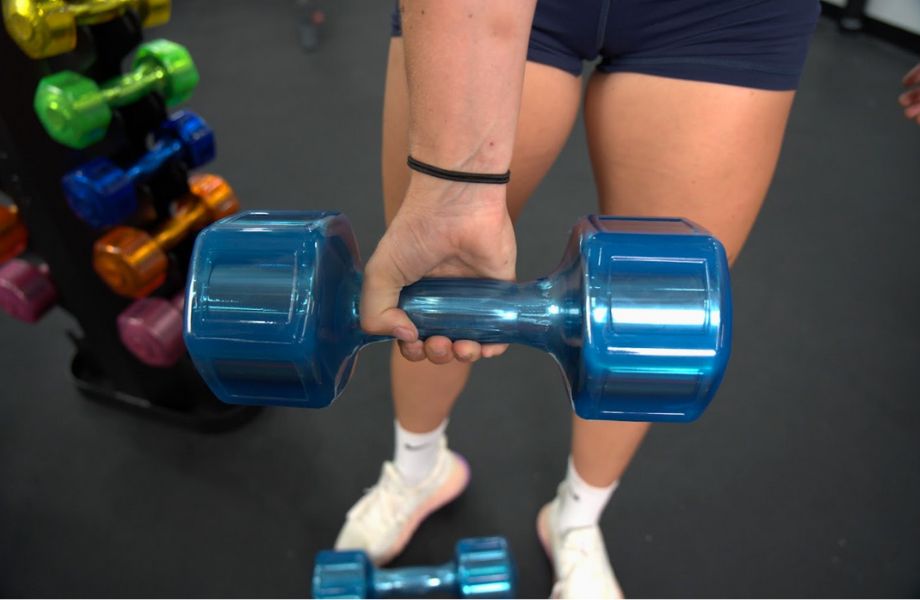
[382,38,583,225]
[571,73,795,486]
[584,71,796,265]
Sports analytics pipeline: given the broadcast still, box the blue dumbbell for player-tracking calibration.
[312,537,516,599]
[61,110,215,228]
[183,211,732,422]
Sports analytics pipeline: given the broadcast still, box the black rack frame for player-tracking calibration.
[0,12,259,431]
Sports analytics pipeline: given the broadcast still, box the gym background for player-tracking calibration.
[1,0,919,597]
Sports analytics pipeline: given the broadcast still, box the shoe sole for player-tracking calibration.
[374,452,471,566]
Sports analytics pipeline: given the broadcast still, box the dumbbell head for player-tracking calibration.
[185,211,360,408]
[186,172,239,217]
[135,0,172,27]
[133,38,198,106]
[34,70,111,150]
[118,294,184,367]
[3,0,72,59]
[158,110,215,169]
[61,157,135,228]
[93,173,237,298]
[312,550,372,599]
[185,212,731,422]
[0,204,28,263]
[0,259,56,323]
[561,216,732,421]
[455,537,516,598]
[3,0,171,59]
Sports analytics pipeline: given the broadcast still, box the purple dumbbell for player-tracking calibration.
[0,259,57,323]
[118,293,185,367]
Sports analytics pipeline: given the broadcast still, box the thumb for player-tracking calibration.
[360,250,419,342]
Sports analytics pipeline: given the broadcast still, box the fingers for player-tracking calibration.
[424,336,454,364]
[904,95,920,120]
[902,63,920,87]
[453,340,482,363]
[899,87,920,108]
[481,343,510,358]
[900,66,920,125]
[398,339,427,362]
[908,105,920,122]
[396,338,508,364]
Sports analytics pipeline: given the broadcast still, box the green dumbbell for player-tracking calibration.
[33,38,198,149]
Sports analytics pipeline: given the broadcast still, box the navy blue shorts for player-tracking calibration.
[391,0,820,91]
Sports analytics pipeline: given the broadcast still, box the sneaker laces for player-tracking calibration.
[347,463,414,531]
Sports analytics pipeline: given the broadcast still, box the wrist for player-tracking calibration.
[404,171,507,209]
[408,135,512,175]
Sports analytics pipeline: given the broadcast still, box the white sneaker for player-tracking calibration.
[537,485,624,599]
[334,437,470,565]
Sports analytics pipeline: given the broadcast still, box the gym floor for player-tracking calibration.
[2,1,920,597]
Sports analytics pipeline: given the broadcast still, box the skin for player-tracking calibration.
[363,1,797,488]
[900,63,920,124]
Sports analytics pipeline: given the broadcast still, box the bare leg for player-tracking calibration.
[573,72,796,486]
[381,38,581,432]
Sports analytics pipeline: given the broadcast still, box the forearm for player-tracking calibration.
[400,0,536,176]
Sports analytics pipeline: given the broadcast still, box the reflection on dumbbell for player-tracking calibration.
[0,258,56,323]
[93,173,237,297]
[312,537,516,599]
[34,38,196,148]
[3,0,171,59]
[184,212,732,422]
[61,110,214,228]
[0,204,28,263]
[118,293,184,367]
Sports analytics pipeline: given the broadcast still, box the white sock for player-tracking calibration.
[393,419,447,486]
[557,456,619,532]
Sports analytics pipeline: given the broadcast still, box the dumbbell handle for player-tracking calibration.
[152,196,214,252]
[373,562,457,597]
[386,277,572,349]
[126,136,183,183]
[99,59,168,107]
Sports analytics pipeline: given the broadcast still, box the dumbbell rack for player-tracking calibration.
[0,12,258,431]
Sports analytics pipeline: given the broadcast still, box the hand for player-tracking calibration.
[899,63,920,124]
[360,177,516,364]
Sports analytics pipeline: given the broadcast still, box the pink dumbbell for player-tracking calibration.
[0,259,57,323]
[118,293,185,367]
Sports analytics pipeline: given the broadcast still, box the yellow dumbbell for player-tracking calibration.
[2,0,170,59]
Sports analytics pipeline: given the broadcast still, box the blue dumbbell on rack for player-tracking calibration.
[183,211,732,422]
[61,110,215,228]
[312,537,516,599]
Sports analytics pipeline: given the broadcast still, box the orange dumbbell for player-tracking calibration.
[0,204,28,263]
[93,173,238,298]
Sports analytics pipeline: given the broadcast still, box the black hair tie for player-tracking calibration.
[407,155,511,185]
